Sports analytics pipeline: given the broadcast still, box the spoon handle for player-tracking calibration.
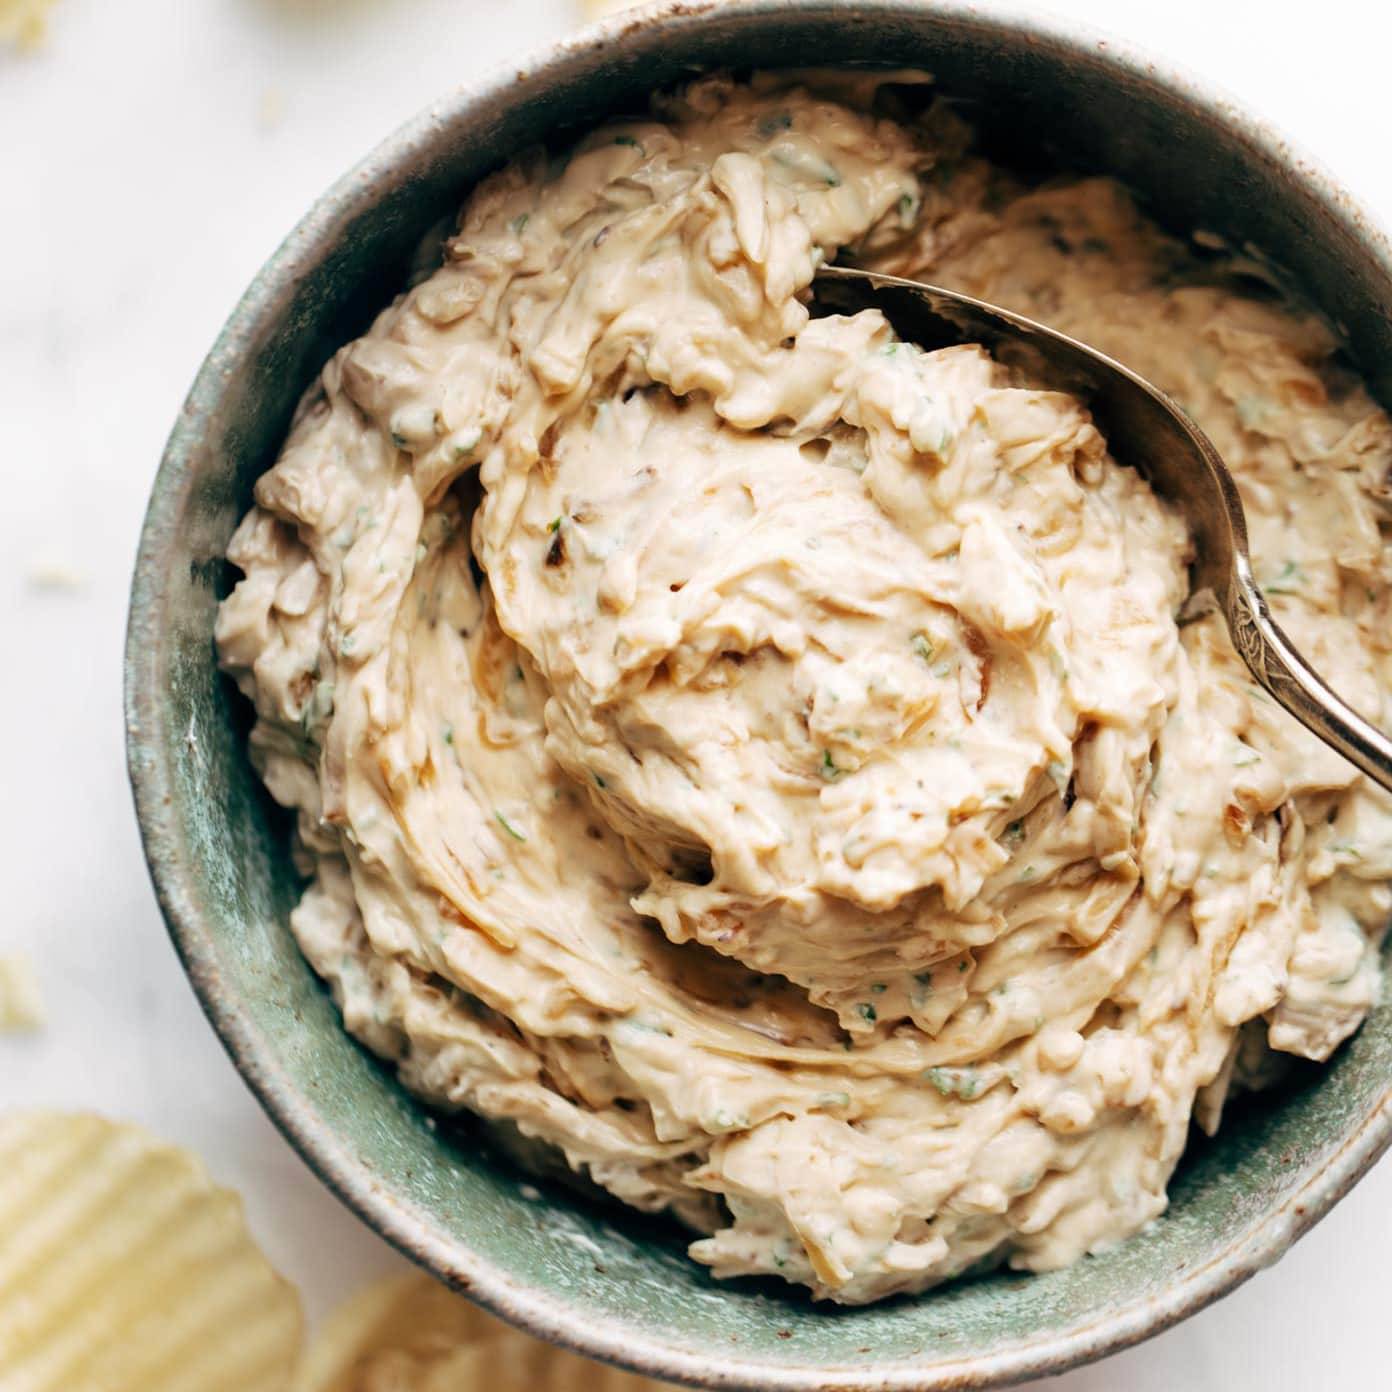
[1226,566,1392,794]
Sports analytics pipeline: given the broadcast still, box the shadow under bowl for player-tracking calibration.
[125,2,1392,1386]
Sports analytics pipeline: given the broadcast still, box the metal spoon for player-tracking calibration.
[814,263,1392,793]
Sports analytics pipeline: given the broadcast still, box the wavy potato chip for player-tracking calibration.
[297,1271,672,1392]
[0,1112,302,1392]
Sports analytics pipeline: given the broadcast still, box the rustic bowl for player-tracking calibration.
[124,2,1392,1386]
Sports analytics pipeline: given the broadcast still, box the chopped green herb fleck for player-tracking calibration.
[913,971,933,988]
[623,1015,673,1037]
[593,772,607,789]
[1004,819,1025,846]
[771,147,842,187]
[613,134,645,153]
[926,1066,980,1100]
[1236,395,1270,429]
[1329,840,1363,858]
[548,516,562,533]
[910,631,935,663]
[757,111,793,138]
[494,811,527,843]
[442,724,455,746]
[857,1001,878,1024]
[870,982,887,994]
[510,213,530,235]
[820,749,844,782]
[1265,559,1307,595]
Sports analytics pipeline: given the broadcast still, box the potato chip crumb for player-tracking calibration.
[0,953,43,1031]
[580,0,647,20]
[259,85,287,132]
[26,559,88,593]
[297,1270,673,1391]
[0,0,59,50]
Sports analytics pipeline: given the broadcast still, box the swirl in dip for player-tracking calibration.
[217,73,1392,1303]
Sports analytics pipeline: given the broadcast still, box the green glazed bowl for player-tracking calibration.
[125,3,1392,1386]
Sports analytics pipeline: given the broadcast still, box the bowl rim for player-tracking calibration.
[125,2,1392,1386]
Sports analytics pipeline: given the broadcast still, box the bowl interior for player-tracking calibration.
[126,4,1392,1386]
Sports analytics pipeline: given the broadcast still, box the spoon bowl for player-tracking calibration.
[815,263,1392,793]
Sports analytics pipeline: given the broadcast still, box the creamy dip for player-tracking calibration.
[216,72,1392,1303]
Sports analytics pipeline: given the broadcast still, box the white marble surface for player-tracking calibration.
[2,1,1389,1385]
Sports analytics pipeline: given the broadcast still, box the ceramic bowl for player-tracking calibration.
[125,2,1392,1386]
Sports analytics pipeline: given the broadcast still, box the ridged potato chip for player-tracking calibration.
[0,1112,302,1392]
[296,1270,672,1392]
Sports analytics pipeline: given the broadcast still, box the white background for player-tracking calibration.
[1,2,1387,1387]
